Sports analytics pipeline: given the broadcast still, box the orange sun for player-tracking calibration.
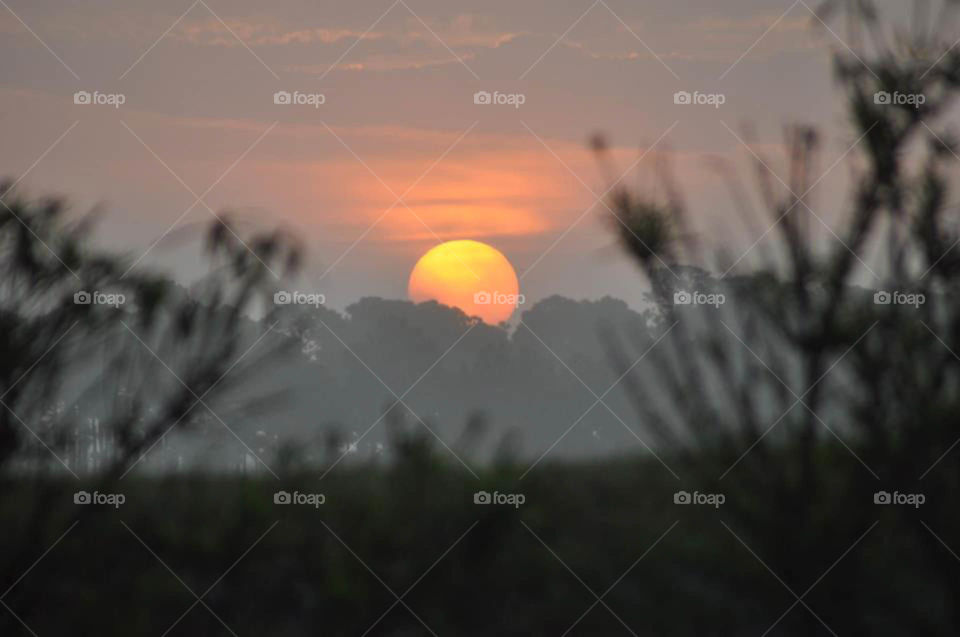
[408,240,521,324]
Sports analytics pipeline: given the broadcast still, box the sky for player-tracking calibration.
[0,0,900,311]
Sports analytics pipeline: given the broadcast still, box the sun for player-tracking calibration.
[408,240,521,324]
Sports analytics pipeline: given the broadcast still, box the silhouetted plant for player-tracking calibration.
[0,183,301,622]
[598,1,960,633]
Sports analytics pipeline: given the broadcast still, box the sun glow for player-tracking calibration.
[408,240,520,324]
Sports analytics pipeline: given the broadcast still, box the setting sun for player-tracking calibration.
[408,240,521,324]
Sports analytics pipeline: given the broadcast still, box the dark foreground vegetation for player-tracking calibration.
[0,437,950,636]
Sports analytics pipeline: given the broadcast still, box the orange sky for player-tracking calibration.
[0,0,861,307]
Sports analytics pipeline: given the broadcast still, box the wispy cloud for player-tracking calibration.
[173,19,385,47]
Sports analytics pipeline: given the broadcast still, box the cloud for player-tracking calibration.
[544,12,816,65]
[398,13,526,49]
[170,12,523,51]
[160,12,523,73]
[282,53,474,74]
[173,18,384,47]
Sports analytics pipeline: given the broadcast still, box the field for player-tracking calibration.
[1,442,951,636]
